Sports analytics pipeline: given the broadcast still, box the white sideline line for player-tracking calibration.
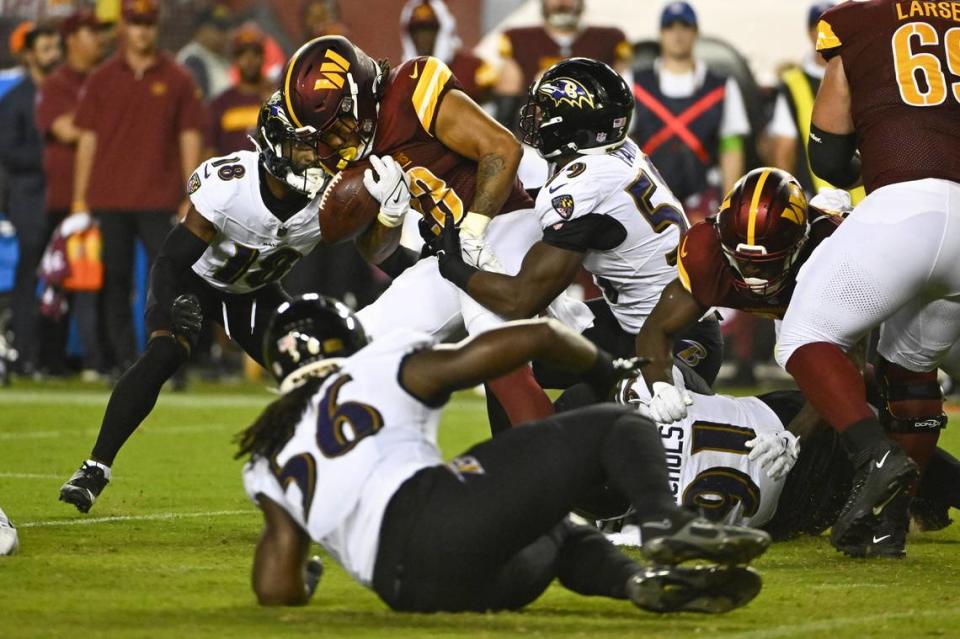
[725,609,960,639]
[0,472,61,479]
[0,390,272,408]
[19,509,251,528]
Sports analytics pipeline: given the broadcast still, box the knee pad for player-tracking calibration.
[876,358,947,433]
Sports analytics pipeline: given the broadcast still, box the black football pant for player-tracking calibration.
[90,271,290,466]
[373,406,677,612]
[97,211,174,370]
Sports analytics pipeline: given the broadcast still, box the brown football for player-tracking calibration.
[317,160,380,244]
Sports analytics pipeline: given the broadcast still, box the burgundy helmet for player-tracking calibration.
[280,35,383,173]
[714,168,810,297]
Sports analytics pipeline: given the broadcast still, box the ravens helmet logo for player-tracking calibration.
[538,77,595,109]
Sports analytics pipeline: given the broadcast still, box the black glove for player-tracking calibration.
[430,212,478,290]
[170,294,203,349]
[583,352,649,400]
[305,555,324,600]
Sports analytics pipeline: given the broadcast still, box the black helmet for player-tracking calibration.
[253,91,330,197]
[263,294,368,392]
[519,57,633,159]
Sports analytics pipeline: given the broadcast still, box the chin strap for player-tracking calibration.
[286,167,328,198]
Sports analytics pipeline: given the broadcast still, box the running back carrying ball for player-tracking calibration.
[317,160,381,244]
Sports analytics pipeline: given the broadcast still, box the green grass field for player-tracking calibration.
[2,380,960,638]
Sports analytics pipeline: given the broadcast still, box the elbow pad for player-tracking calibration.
[808,123,862,189]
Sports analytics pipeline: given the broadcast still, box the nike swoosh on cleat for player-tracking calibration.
[872,535,891,543]
[643,518,673,529]
[875,451,891,469]
[872,488,901,516]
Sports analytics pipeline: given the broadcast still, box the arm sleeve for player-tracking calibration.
[541,214,627,252]
[719,77,751,139]
[150,224,211,327]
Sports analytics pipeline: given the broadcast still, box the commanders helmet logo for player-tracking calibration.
[781,182,807,226]
[538,77,595,109]
[312,48,352,91]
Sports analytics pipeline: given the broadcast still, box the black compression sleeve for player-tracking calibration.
[808,123,862,188]
[150,224,210,326]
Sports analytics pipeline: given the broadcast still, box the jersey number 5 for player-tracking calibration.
[892,23,960,107]
[625,169,690,265]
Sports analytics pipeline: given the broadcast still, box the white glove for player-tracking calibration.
[646,381,693,424]
[745,431,800,480]
[60,211,93,237]
[458,212,493,268]
[362,155,410,228]
[809,188,853,215]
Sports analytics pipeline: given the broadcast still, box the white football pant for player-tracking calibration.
[777,178,960,373]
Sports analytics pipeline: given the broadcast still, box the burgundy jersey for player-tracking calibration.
[373,56,532,231]
[206,86,261,156]
[816,0,960,193]
[676,207,841,319]
[498,26,632,85]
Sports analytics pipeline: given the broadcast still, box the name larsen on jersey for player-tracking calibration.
[658,423,685,497]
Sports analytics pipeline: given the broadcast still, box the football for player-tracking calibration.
[317,160,380,244]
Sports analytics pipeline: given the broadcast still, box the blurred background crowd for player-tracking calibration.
[0,0,849,390]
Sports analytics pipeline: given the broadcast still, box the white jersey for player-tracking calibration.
[242,330,444,586]
[658,393,788,528]
[188,151,324,294]
[536,139,689,333]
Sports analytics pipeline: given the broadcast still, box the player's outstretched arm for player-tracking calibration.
[252,495,313,606]
[635,279,707,386]
[354,218,402,265]
[435,89,522,224]
[400,318,640,406]
[465,241,585,319]
[428,212,583,318]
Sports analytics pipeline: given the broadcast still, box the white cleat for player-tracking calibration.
[0,508,19,556]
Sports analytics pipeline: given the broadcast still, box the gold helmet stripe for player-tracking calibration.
[746,169,771,246]
[283,39,320,129]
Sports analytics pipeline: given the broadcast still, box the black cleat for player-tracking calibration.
[830,445,917,551]
[627,565,762,614]
[59,461,109,513]
[640,516,771,566]
[836,493,908,559]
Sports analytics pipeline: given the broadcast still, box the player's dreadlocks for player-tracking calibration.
[234,376,325,461]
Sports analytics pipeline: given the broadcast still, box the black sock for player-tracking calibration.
[554,522,639,599]
[602,413,680,521]
[554,383,599,414]
[484,385,513,436]
[841,417,889,465]
[91,337,186,466]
